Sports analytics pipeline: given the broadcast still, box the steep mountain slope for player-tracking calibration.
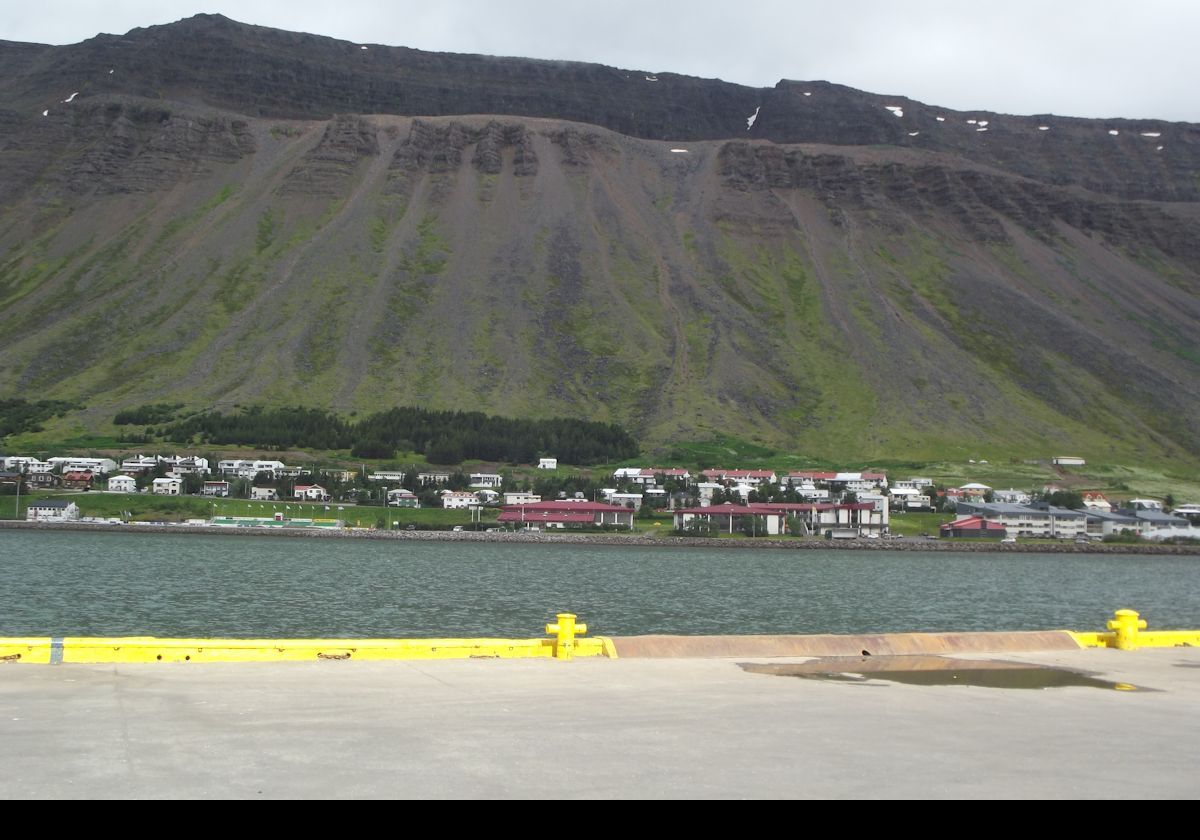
[0,17,1197,461]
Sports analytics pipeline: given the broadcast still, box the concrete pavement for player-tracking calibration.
[2,647,1198,798]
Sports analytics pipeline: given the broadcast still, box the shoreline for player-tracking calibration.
[2,519,1196,554]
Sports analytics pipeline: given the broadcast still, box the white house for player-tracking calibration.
[219,459,286,479]
[107,475,137,493]
[475,488,500,504]
[162,456,210,475]
[25,500,80,522]
[152,477,182,495]
[537,458,557,470]
[504,492,541,506]
[369,471,406,482]
[442,491,480,509]
[48,457,118,475]
[294,484,330,502]
[1053,456,1086,466]
[250,487,278,501]
[606,491,644,510]
[418,472,450,485]
[120,454,160,473]
[888,486,930,510]
[201,481,231,497]
[386,488,419,508]
[469,473,503,489]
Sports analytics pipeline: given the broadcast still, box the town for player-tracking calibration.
[2,452,1197,542]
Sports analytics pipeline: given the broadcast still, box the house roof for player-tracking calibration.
[30,500,70,508]
[497,511,595,524]
[942,516,1006,531]
[502,500,629,513]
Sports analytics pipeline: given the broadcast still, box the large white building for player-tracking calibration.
[25,500,80,522]
[218,459,287,479]
[48,457,118,474]
[955,502,1087,539]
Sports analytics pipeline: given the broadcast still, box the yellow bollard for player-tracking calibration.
[1107,609,1148,650]
[545,613,587,661]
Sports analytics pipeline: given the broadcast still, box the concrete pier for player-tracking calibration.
[2,647,1198,798]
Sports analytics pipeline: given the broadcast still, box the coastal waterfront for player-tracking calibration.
[2,530,1198,638]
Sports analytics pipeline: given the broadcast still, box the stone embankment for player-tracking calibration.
[2,520,1196,554]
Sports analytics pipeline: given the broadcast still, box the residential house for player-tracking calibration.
[830,472,888,493]
[474,488,500,504]
[201,481,231,498]
[218,459,286,479]
[418,472,451,486]
[888,486,931,510]
[369,471,407,482]
[120,455,160,474]
[152,477,182,496]
[250,487,279,501]
[163,456,210,475]
[1081,492,1112,512]
[537,458,558,470]
[107,475,137,493]
[605,491,644,510]
[503,492,541,506]
[892,478,933,490]
[60,471,94,490]
[25,473,60,490]
[294,485,330,502]
[442,491,480,510]
[25,500,80,522]
[386,488,420,508]
[786,471,837,486]
[469,473,503,489]
[993,488,1032,505]
[701,469,778,487]
[650,468,692,485]
[48,457,117,475]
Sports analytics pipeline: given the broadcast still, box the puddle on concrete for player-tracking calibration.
[740,655,1142,691]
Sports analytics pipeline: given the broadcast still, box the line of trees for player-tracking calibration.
[0,398,75,440]
[158,405,638,465]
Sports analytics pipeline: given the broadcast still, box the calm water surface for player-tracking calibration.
[2,530,1198,636]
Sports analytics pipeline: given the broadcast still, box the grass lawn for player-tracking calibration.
[887,511,955,537]
[0,491,500,528]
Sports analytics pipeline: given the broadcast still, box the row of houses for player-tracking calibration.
[942,501,1200,541]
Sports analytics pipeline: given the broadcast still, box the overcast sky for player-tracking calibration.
[5,1,1197,122]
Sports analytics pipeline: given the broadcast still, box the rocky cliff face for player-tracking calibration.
[0,17,1197,461]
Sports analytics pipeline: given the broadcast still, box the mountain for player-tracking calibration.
[0,14,1197,462]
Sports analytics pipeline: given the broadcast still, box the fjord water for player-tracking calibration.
[3,531,1198,637]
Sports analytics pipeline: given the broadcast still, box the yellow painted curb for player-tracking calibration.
[1067,630,1200,649]
[0,638,53,664]
[50,636,616,663]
